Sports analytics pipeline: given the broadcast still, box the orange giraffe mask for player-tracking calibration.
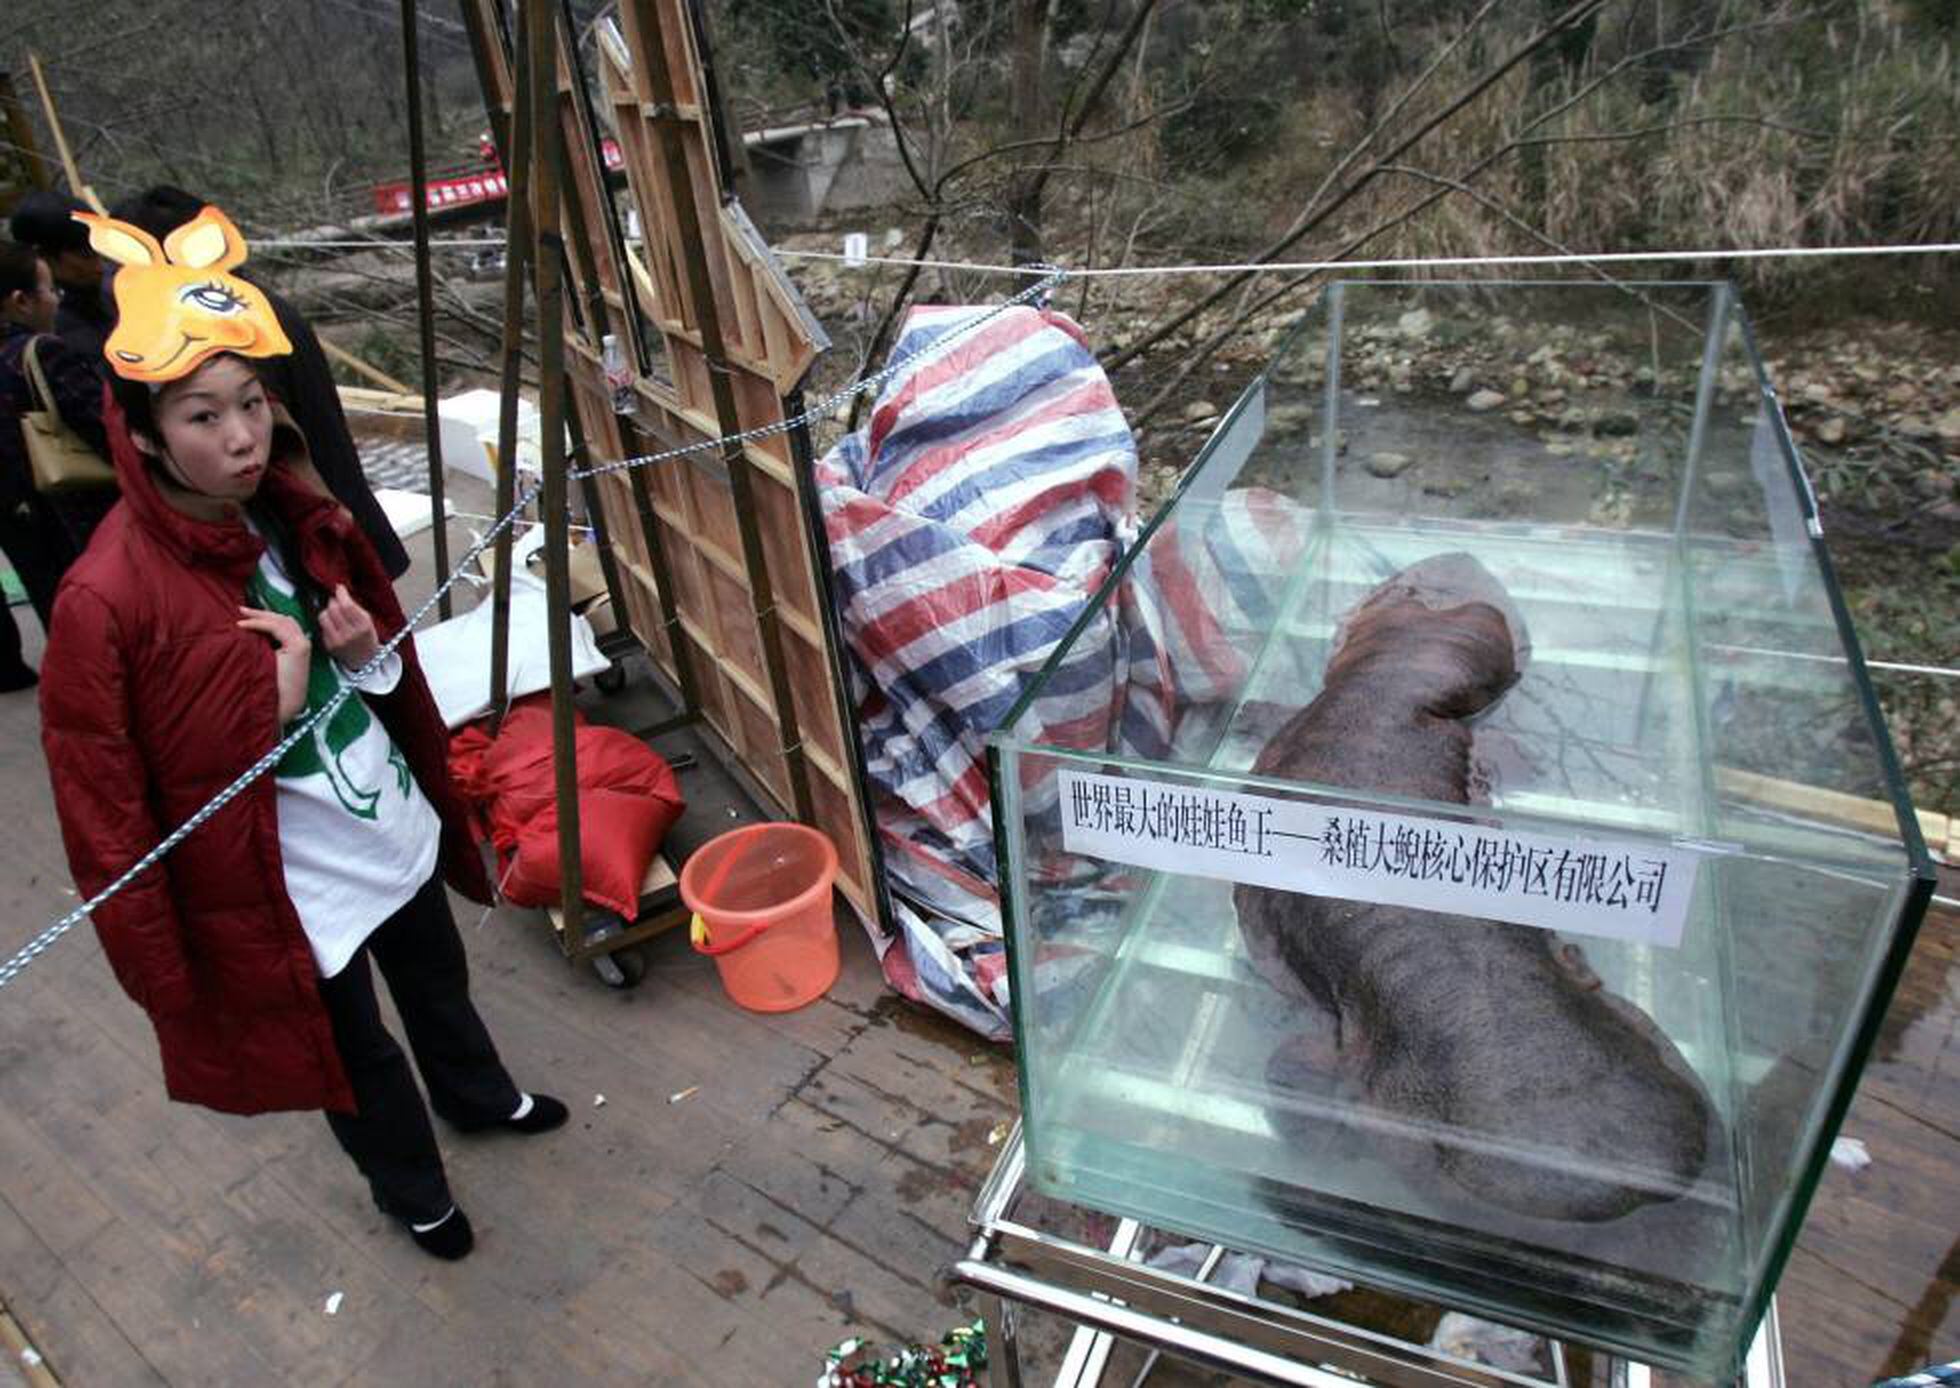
[75,206,292,385]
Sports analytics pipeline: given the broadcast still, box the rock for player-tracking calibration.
[1271,353,1319,386]
[1705,471,1751,502]
[1936,408,1960,442]
[1814,416,1847,445]
[1397,308,1436,339]
[1365,451,1414,479]
[1493,479,1538,512]
[1265,403,1316,436]
[1914,469,1954,501]
[1595,410,1640,437]
[1449,366,1476,394]
[1466,389,1506,413]
[1183,399,1219,423]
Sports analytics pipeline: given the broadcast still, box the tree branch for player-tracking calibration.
[1100,0,1609,374]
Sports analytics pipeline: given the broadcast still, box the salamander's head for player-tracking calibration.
[1327,552,1532,720]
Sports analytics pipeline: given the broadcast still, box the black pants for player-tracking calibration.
[0,494,79,674]
[316,872,521,1224]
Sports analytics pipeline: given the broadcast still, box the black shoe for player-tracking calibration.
[448,1091,570,1135]
[407,1206,474,1260]
[0,664,35,693]
[372,1192,474,1260]
[505,1092,568,1135]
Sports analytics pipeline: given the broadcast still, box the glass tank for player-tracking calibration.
[987,282,1935,1380]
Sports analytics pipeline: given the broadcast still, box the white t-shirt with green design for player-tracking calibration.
[247,537,441,978]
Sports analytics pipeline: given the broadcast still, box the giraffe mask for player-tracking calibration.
[75,206,292,385]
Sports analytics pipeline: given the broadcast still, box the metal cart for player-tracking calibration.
[952,1127,1786,1388]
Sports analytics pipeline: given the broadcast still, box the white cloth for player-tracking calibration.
[247,538,441,977]
[413,561,608,728]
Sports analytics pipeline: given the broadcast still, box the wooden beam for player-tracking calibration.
[0,1298,60,1388]
[24,53,102,214]
[1715,766,1949,851]
[336,384,423,413]
[628,0,814,826]
[320,336,415,396]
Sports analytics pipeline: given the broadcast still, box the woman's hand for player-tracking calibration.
[318,584,381,673]
[236,608,312,725]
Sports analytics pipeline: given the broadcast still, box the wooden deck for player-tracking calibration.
[0,507,1952,1386]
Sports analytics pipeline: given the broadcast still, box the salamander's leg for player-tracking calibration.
[1552,938,1602,991]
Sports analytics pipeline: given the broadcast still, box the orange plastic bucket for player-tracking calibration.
[681,823,839,1013]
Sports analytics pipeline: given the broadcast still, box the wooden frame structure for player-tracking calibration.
[456,0,884,938]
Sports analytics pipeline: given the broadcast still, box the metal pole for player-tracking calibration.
[565,406,631,626]
[554,6,699,721]
[401,0,453,617]
[527,0,585,947]
[488,7,536,729]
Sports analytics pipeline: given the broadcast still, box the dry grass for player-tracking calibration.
[1122,5,1958,300]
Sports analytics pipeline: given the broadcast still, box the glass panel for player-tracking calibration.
[1678,301,1933,1319]
[991,281,1929,1381]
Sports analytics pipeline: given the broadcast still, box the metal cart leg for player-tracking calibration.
[981,1291,1025,1388]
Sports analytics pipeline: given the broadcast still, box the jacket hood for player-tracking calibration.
[106,385,357,587]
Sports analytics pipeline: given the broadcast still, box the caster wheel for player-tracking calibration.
[581,909,644,989]
[595,663,627,695]
[592,947,646,989]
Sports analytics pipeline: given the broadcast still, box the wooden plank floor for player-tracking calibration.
[1776,892,1959,1385]
[0,503,1021,1387]
[1,493,1953,1386]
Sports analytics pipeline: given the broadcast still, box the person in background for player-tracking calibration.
[0,241,108,690]
[9,190,115,361]
[41,205,562,1260]
[109,186,411,579]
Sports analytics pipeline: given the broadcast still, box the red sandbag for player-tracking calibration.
[449,695,684,918]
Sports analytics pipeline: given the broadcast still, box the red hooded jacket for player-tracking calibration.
[39,395,491,1115]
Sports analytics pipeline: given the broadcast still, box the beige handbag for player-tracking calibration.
[21,337,117,494]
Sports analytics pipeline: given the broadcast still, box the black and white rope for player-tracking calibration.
[0,268,1066,992]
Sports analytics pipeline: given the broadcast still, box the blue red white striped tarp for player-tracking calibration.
[818,304,1307,1038]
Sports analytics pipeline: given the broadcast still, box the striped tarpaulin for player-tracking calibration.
[818,304,1307,1037]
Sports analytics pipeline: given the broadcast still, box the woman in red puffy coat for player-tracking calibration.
[40,205,563,1261]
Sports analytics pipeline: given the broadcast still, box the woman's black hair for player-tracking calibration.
[111,356,324,626]
[0,240,43,301]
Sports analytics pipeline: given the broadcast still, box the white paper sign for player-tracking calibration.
[1057,770,1701,948]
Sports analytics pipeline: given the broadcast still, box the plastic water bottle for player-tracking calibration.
[602,333,636,416]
